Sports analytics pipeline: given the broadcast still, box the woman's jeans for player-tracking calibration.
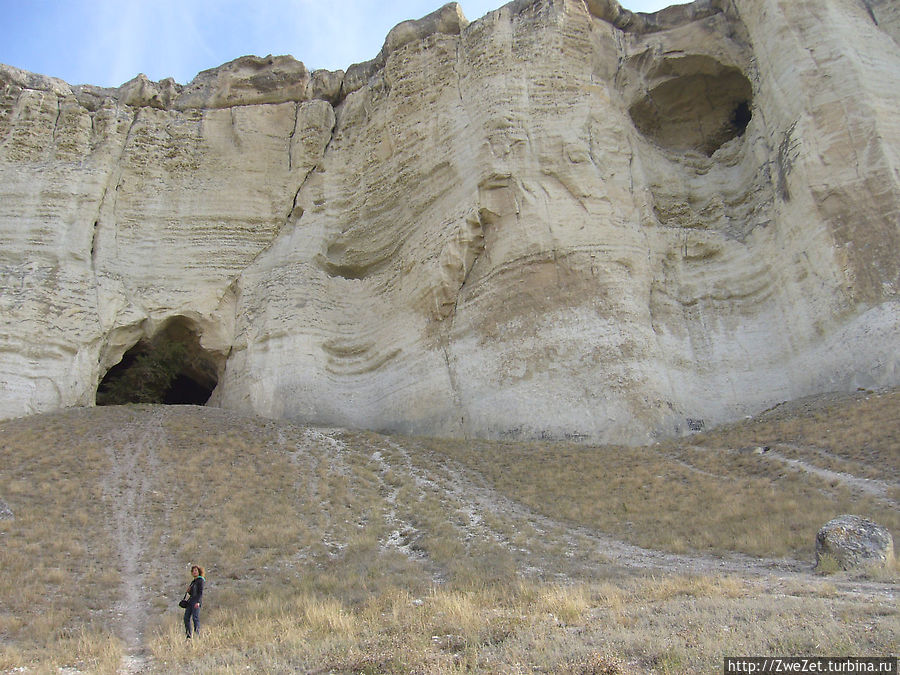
[184,604,200,637]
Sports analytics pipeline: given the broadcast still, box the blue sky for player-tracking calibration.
[1,0,676,88]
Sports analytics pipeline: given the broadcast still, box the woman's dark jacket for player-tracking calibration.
[187,576,204,607]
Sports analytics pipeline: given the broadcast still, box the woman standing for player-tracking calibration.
[184,564,204,639]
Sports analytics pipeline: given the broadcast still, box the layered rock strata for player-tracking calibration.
[1,0,898,444]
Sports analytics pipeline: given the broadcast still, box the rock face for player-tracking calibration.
[815,515,895,571]
[0,0,899,444]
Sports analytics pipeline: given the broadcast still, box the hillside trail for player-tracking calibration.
[100,407,171,674]
[766,443,899,510]
[89,410,895,674]
[370,436,897,603]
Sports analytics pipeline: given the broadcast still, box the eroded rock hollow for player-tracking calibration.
[1,0,899,443]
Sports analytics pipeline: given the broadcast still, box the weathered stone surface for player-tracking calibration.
[172,55,313,109]
[862,0,900,45]
[584,0,719,32]
[815,515,895,571]
[0,0,898,444]
[343,2,469,97]
[383,2,469,55]
[309,69,345,104]
[118,74,181,109]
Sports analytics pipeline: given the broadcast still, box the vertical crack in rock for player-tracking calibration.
[608,29,636,198]
[288,102,337,221]
[229,106,241,148]
[611,27,628,88]
[777,121,799,202]
[430,31,480,436]
[643,224,679,411]
[87,104,140,366]
[240,101,338,277]
[433,210,486,321]
[90,220,100,266]
[92,106,140,274]
[288,102,300,171]
[439,332,466,437]
[441,265,471,438]
[51,95,62,151]
[453,36,465,105]
[435,207,491,437]
[860,0,879,25]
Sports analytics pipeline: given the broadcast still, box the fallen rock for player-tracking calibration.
[815,515,895,571]
[0,498,13,520]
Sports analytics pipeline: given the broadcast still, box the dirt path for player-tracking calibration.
[101,408,168,673]
[770,444,899,509]
[681,442,899,509]
[373,437,796,578]
[365,435,895,603]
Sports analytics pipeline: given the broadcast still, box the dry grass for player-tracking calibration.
[0,408,119,672]
[417,389,900,559]
[706,389,900,478]
[0,390,897,672]
[140,573,895,673]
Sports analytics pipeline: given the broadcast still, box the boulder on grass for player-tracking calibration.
[0,498,13,520]
[815,515,895,572]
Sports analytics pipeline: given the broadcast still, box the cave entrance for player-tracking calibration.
[96,317,219,406]
[628,56,753,156]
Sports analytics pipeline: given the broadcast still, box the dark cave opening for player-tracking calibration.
[163,374,215,406]
[628,57,754,156]
[731,100,752,137]
[96,317,219,406]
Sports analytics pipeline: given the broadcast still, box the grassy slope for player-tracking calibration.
[0,389,897,673]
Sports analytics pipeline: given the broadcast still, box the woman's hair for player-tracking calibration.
[191,565,205,577]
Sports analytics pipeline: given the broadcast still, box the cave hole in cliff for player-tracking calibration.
[731,100,752,136]
[628,58,753,156]
[96,317,219,406]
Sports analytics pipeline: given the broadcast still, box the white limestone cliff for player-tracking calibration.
[1,0,898,444]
